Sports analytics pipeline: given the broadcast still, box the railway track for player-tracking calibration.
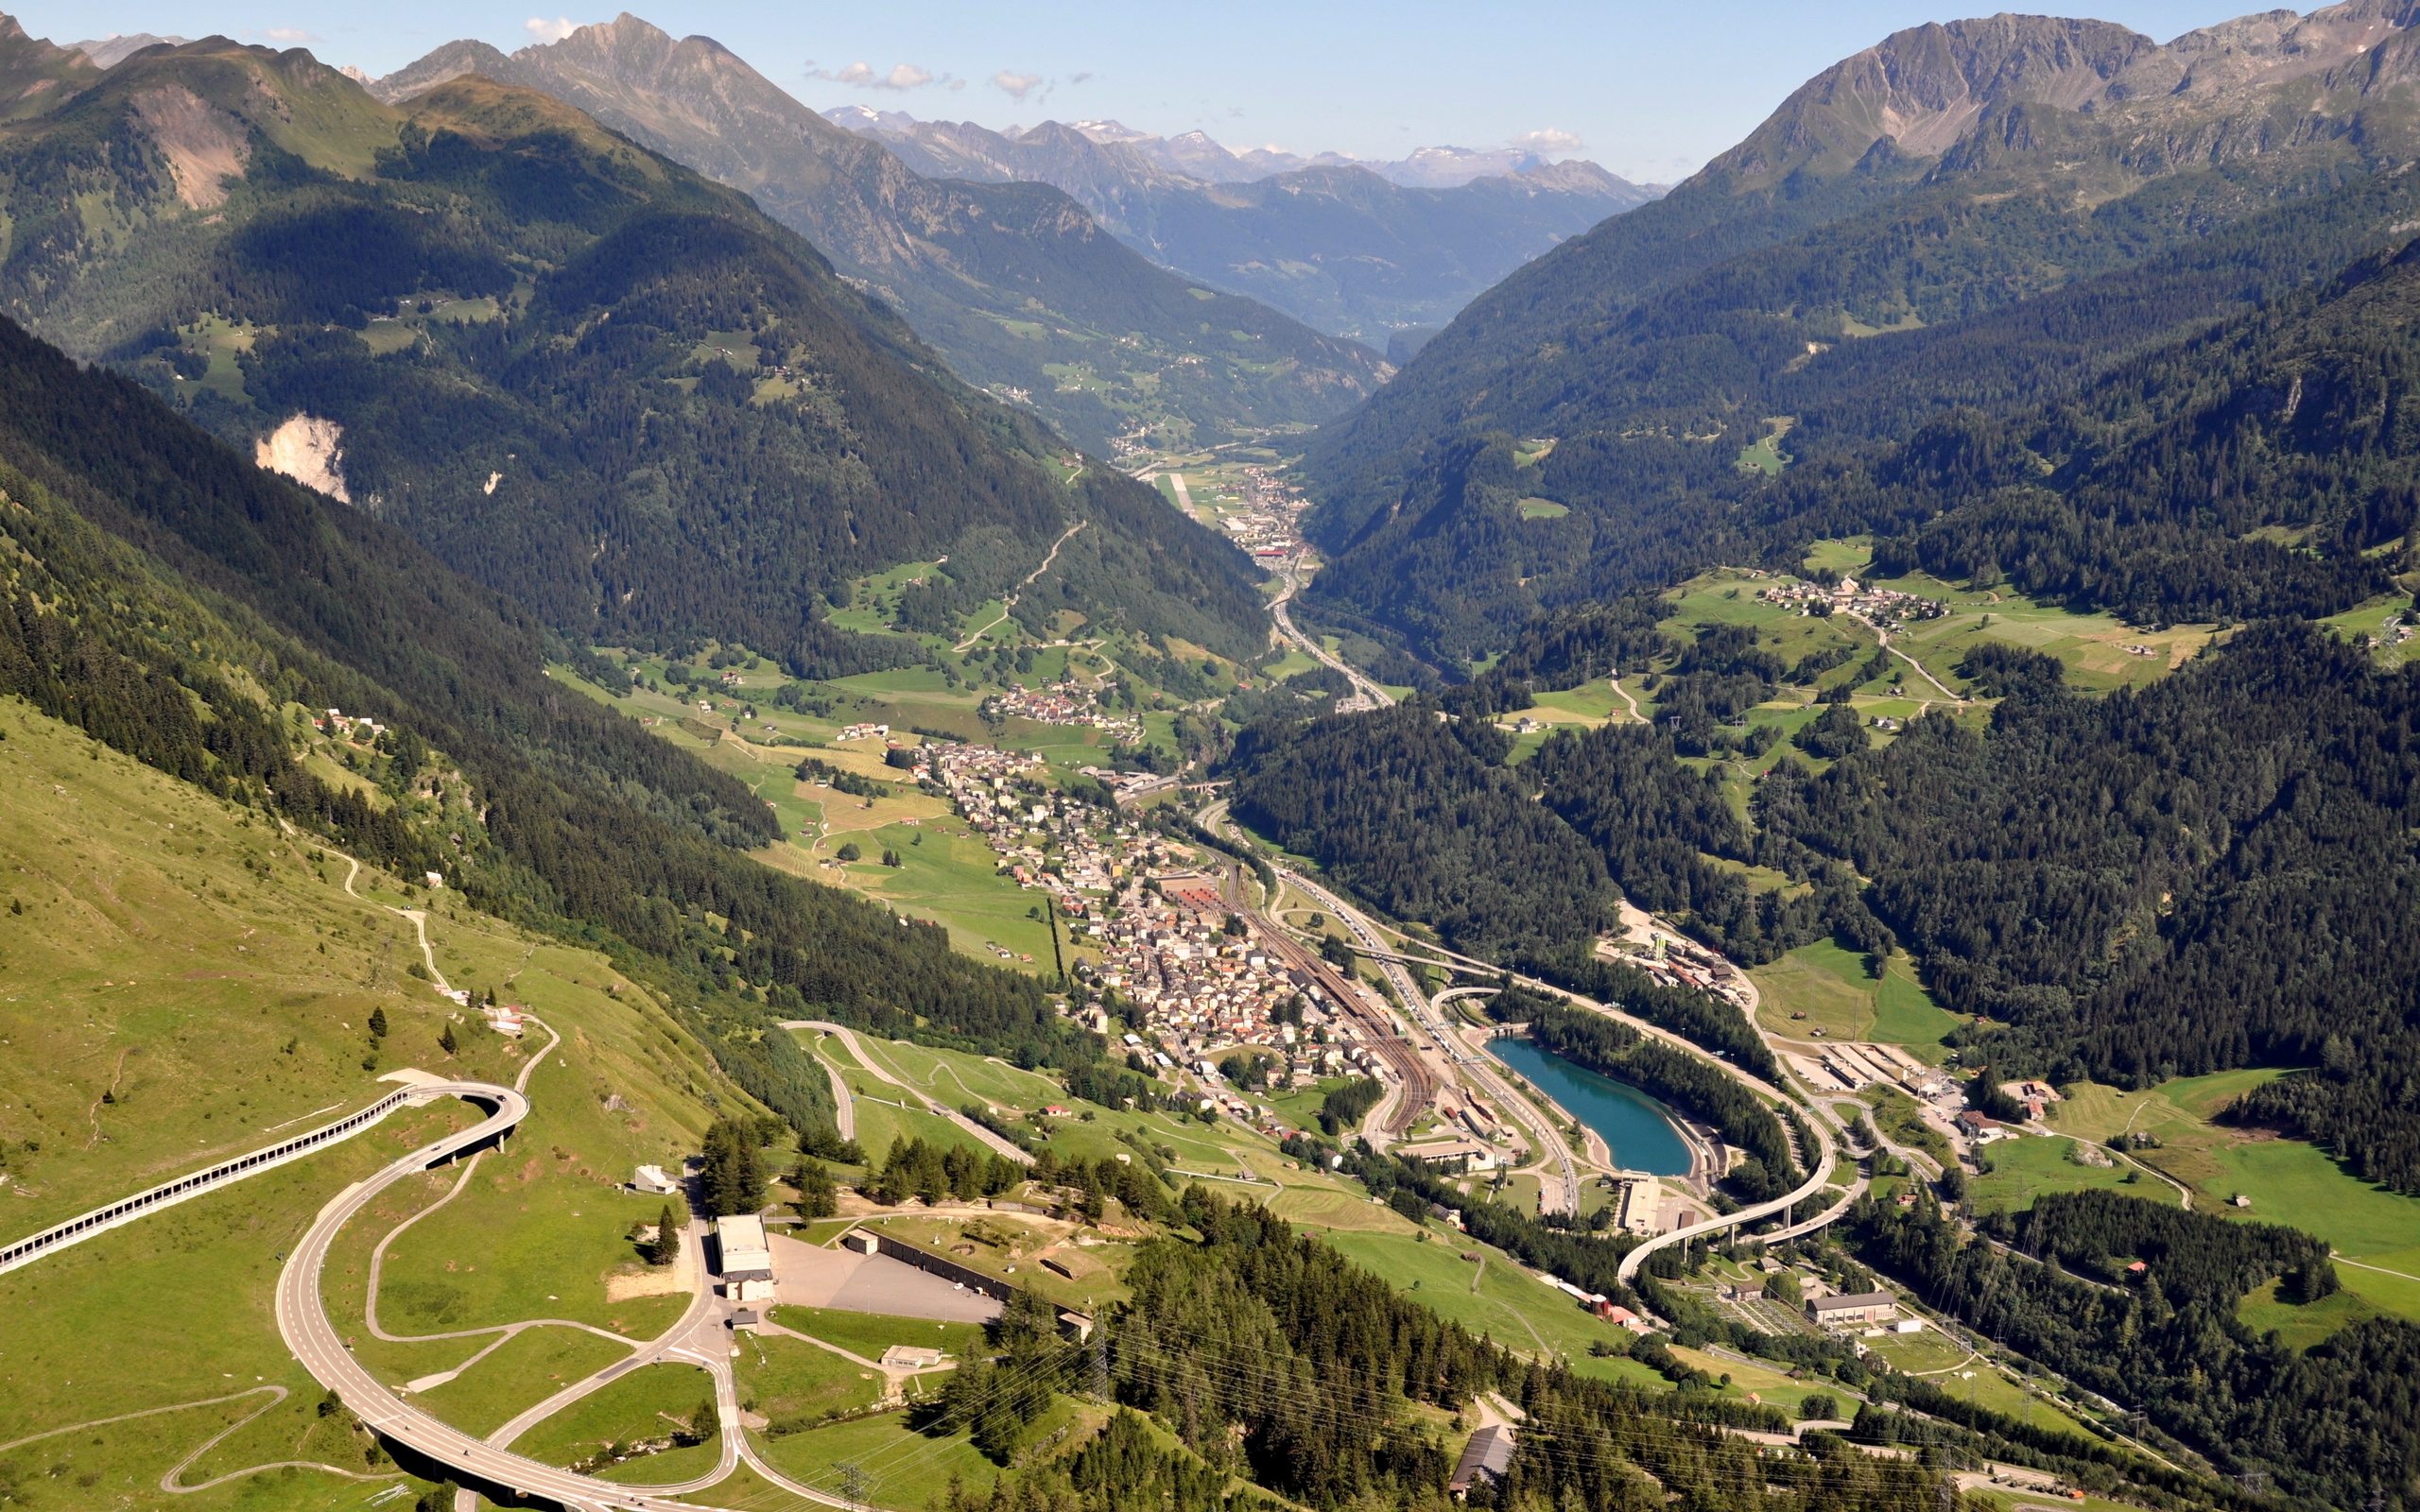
[1212,850,1434,1137]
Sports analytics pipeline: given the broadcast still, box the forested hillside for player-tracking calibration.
[366,16,1392,454]
[0,29,1270,670]
[1295,8,2420,667]
[1088,1191,1953,1512]
[0,307,1113,1141]
[1763,627,2420,1191]
[1857,1188,2420,1507]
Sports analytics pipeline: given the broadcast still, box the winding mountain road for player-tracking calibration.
[779,1020,1033,1165]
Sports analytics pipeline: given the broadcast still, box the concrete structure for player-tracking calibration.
[632,1164,680,1196]
[1449,1425,1516,1498]
[1807,1290,1898,1328]
[717,1214,777,1302]
[880,1345,946,1367]
[769,1234,1002,1323]
[1396,1138,1497,1171]
[1,1085,441,1276]
[840,1229,880,1254]
[1606,1173,1664,1235]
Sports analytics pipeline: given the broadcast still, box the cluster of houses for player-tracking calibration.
[1088,880,1369,1095]
[907,743,1369,1106]
[979,683,1143,742]
[316,708,385,741]
[1758,576,1946,626]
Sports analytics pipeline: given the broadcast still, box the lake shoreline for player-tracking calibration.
[1484,1033,1698,1180]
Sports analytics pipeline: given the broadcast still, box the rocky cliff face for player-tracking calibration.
[1704,1,2420,190]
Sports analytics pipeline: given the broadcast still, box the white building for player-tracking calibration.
[716,1214,777,1302]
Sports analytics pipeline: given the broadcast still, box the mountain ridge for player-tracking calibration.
[828,107,1657,341]
[365,13,1392,453]
[827,104,1633,190]
[1296,0,2420,664]
[0,24,1272,675]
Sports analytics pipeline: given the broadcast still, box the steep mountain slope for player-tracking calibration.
[0,12,93,116]
[0,302,1115,1131]
[835,111,1656,342]
[1299,1,2420,663]
[368,15,1391,454]
[0,28,1268,666]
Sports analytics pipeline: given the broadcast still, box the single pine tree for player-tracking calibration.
[367,1005,389,1040]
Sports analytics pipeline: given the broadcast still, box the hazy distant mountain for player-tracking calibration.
[826,106,1658,341]
[890,113,1612,190]
[66,31,188,68]
[372,15,1388,454]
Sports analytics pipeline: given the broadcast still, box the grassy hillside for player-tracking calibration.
[0,696,753,1508]
[0,301,1108,1137]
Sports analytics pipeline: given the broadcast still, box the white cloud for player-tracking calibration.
[1509,128,1585,158]
[264,26,318,42]
[810,60,949,91]
[524,16,577,43]
[993,70,1043,100]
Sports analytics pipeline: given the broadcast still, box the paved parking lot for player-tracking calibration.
[769,1235,1003,1322]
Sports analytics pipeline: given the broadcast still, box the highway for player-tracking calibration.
[1428,986,1584,1215]
[266,1060,875,1512]
[1267,550,1394,712]
[1198,802,1845,1246]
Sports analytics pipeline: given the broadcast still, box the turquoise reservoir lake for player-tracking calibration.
[1487,1036,1693,1177]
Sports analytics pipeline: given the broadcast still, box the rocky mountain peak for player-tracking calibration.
[1702,1,2420,191]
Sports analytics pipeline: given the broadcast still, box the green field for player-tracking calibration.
[1753,940,1957,1055]
[371,1043,701,1338]
[755,1405,1001,1509]
[410,1326,633,1436]
[1968,1135,2180,1216]
[769,1307,988,1365]
[2320,592,2418,669]
[2050,1073,2420,1324]
[1858,1330,2099,1443]
[737,1332,890,1426]
[1315,1229,1641,1367]
[1735,418,1795,476]
[848,1035,1066,1110]
[510,1361,719,1475]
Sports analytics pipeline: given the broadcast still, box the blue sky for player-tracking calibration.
[16,0,2270,181]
